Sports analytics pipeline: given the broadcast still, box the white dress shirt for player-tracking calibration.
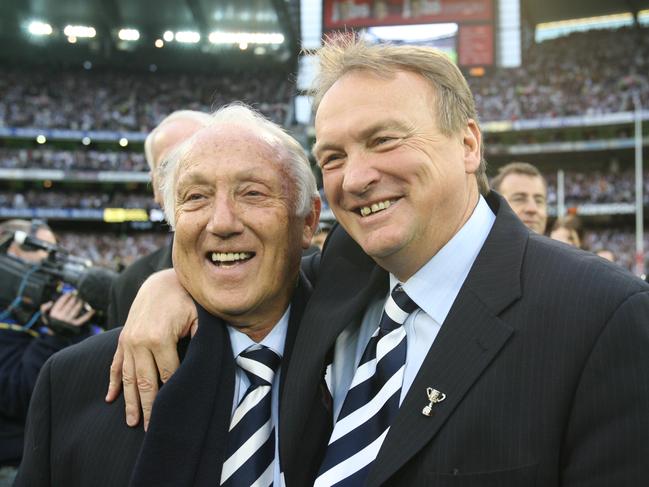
[328,196,496,418]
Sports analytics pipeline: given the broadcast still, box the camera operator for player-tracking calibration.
[0,219,99,486]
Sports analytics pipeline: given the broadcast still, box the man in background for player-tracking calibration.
[106,110,211,329]
[491,161,548,234]
[0,219,95,486]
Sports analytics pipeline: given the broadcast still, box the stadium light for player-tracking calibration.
[175,31,200,43]
[63,25,96,38]
[208,31,284,45]
[36,135,47,144]
[27,21,53,36]
[163,31,174,42]
[119,138,129,147]
[118,28,140,41]
[82,137,91,146]
[155,39,164,48]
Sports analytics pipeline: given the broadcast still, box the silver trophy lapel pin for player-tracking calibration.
[422,387,446,417]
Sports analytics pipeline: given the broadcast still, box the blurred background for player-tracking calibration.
[0,0,647,274]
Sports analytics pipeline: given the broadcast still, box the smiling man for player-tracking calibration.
[14,105,320,487]
[108,38,649,487]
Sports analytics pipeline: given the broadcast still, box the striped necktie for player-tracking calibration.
[315,285,418,487]
[220,345,281,487]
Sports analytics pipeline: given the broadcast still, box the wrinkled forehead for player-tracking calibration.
[175,123,291,187]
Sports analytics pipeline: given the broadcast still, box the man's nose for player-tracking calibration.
[206,196,245,237]
[341,152,381,195]
[523,198,539,213]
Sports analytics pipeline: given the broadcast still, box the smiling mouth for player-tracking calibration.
[208,251,255,267]
[358,199,396,217]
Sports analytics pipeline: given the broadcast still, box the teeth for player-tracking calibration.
[359,200,393,217]
[210,252,252,263]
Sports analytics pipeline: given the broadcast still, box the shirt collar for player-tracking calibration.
[390,195,495,324]
[227,305,291,359]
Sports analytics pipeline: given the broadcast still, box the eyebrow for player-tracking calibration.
[312,119,413,159]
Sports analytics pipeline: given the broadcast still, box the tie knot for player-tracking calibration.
[380,285,419,333]
[237,345,281,387]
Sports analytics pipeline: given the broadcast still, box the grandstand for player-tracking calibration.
[0,0,648,274]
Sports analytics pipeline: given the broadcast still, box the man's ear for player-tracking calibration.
[302,196,322,249]
[463,119,481,175]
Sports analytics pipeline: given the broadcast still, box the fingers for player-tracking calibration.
[133,348,161,432]
[106,346,124,403]
[40,301,53,314]
[70,307,95,326]
[49,293,84,323]
[122,348,142,428]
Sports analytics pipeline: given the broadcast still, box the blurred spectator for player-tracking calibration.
[491,162,548,234]
[550,216,583,248]
[595,248,616,262]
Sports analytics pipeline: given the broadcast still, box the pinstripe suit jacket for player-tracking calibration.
[15,273,312,487]
[281,192,649,486]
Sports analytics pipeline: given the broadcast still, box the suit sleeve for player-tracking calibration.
[13,355,54,487]
[0,328,76,419]
[106,278,121,330]
[562,290,649,486]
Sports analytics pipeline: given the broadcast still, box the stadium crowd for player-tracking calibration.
[470,26,649,120]
[0,27,646,135]
[0,191,155,211]
[544,169,649,205]
[0,68,293,132]
[55,231,169,270]
[0,148,147,172]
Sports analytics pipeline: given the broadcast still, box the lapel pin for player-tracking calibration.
[422,387,446,417]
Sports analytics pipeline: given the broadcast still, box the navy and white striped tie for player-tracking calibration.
[315,285,418,487]
[220,345,281,487]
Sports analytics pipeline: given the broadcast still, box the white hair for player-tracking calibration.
[159,103,318,229]
[143,110,212,170]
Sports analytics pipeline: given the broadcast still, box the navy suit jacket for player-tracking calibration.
[281,192,649,486]
[15,272,312,487]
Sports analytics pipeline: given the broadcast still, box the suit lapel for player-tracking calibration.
[280,232,388,472]
[279,271,313,400]
[368,192,529,486]
[129,303,234,487]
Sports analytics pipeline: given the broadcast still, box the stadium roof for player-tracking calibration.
[0,0,299,70]
[1,0,647,70]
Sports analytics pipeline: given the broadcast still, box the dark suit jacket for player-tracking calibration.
[281,192,649,486]
[106,241,173,329]
[15,272,312,487]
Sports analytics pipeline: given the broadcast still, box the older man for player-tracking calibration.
[14,105,320,487]
[491,161,548,234]
[106,110,211,329]
[110,38,649,486]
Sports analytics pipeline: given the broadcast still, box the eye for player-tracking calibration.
[319,153,343,168]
